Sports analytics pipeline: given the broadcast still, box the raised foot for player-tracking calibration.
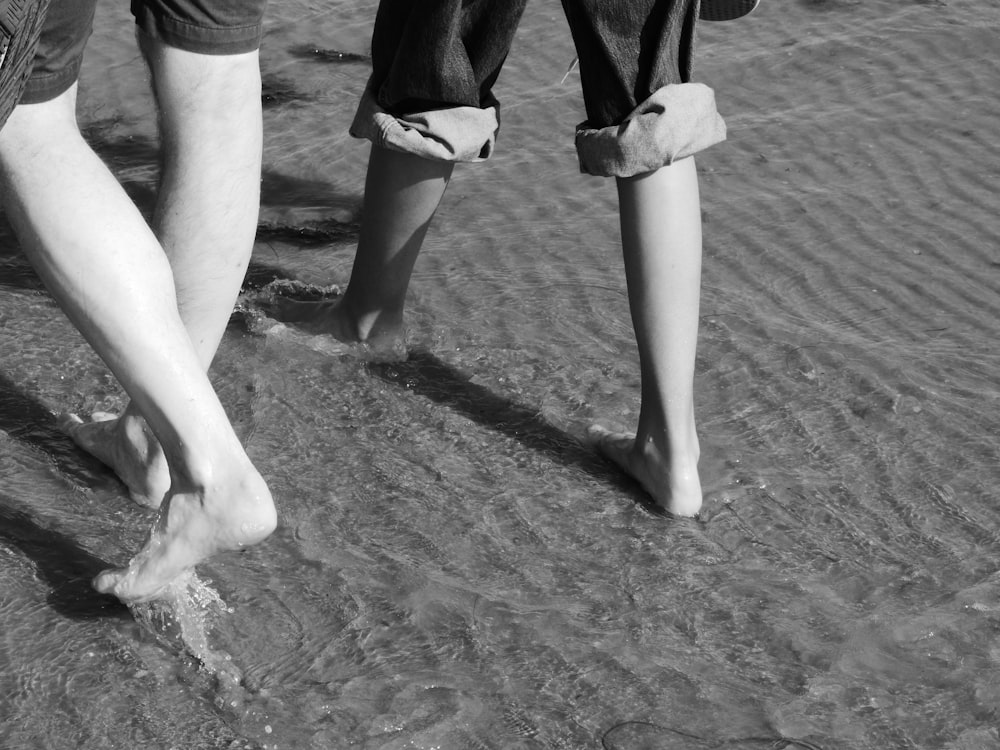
[588,424,703,517]
[93,469,277,603]
[59,410,169,508]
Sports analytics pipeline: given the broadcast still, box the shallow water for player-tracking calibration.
[3,0,1000,748]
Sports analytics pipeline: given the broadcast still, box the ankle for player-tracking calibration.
[164,435,246,494]
[117,410,164,459]
[167,453,275,528]
[343,304,402,344]
[636,425,699,461]
[338,284,404,339]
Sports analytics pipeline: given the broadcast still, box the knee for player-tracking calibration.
[0,87,82,164]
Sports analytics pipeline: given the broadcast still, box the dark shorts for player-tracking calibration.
[0,0,51,128]
[19,0,267,105]
[351,0,727,177]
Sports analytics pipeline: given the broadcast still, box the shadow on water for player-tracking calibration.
[0,210,42,292]
[0,500,127,620]
[79,117,363,236]
[261,72,316,108]
[287,43,371,64]
[0,250,44,293]
[258,167,362,215]
[255,215,360,248]
[0,371,120,492]
[1,123,362,297]
[366,348,664,513]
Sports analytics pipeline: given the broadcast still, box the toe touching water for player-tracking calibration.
[58,403,278,605]
[93,459,277,603]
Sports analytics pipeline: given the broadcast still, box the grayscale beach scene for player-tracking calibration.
[2,0,999,747]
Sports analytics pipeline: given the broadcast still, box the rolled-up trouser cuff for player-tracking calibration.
[575,83,727,177]
[349,83,500,163]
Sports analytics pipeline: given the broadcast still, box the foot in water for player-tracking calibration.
[588,424,703,517]
[60,410,170,508]
[261,293,407,361]
[92,463,277,603]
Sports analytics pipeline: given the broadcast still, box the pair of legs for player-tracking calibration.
[293,144,704,516]
[282,0,712,516]
[64,33,265,508]
[0,35,275,601]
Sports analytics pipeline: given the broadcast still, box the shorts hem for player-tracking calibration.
[133,8,262,55]
[18,64,81,105]
[349,83,500,163]
[575,83,727,177]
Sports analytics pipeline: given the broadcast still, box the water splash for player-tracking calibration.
[128,572,292,747]
[129,569,241,686]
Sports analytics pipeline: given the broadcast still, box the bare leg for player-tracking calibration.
[270,144,453,348]
[61,38,263,508]
[589,157,703,516]
[0,87,276,602]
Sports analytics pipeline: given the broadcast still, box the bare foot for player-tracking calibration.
[261,320,353,358]
[60,411,170,508]
[262,296,407,360]
[262,296,343,332]
[588,424,703,517]
[92,464,277,603]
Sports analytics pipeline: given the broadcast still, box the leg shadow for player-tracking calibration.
[0,371,120,492]
[0,499,127,619]
[0,215,43,292]
[366,348,658,508]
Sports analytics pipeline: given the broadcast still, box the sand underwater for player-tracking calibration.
[2,0,1000,748]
